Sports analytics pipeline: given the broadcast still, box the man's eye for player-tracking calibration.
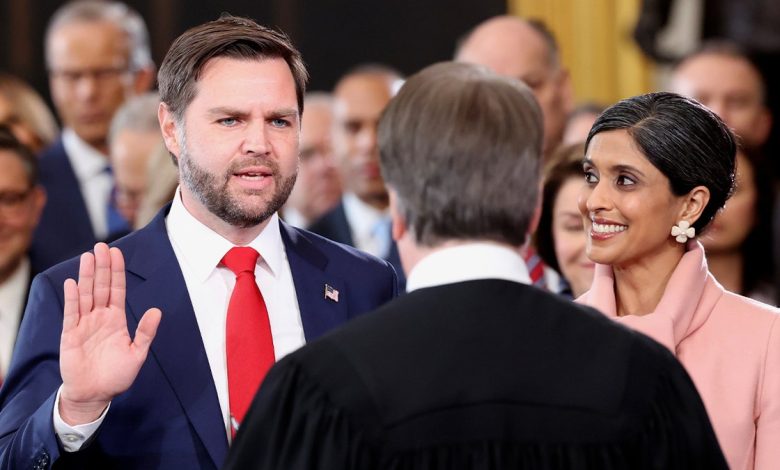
[271,118,290,128]
[218,118,238,127]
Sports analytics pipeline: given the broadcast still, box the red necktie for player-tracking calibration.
[523,247,547,290]
[222,247,275,436]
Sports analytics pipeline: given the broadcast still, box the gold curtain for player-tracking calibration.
[509,0,654,106]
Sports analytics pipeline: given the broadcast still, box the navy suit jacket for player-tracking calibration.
[0,205,398,469]
[309,201,405,290]
[30,138,97,274]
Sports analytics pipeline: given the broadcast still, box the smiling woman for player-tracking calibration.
[576,92,780,470]
[535,142,594,297]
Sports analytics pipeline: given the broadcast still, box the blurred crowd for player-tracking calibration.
[0,1,779,468]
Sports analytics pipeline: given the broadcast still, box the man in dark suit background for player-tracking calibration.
[225,62,727,469]
[0,127,45,381]
[0,15,397,469]
[308,65,405,287]
[30,0,156,272]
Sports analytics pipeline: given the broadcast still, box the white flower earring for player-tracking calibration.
[671,220,695,243]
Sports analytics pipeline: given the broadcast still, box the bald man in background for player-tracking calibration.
[456,15,573,160]
[282,93,341,229]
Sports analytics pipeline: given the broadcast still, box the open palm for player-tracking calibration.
[59,243,162,425]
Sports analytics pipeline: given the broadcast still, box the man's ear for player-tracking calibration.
[30,185,47,225]
[158,102,181,163]
[132,65,156,94]
[388,188,407,242]
[678,185,710,226]
[527,182,544,238]
[753,106,773,147]
[556,67,574,116]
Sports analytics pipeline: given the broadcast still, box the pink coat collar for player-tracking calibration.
[579,241,723,352]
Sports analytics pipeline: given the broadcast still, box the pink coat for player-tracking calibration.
[578,242,780,470]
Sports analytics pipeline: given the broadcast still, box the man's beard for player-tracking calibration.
[178,135,297,229]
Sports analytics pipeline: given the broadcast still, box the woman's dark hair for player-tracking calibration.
[535,142,585,273]
[586,92,736,233]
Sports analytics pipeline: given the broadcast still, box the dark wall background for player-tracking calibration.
[0,0,505,115]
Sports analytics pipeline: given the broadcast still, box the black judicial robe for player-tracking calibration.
[225,279,727,470]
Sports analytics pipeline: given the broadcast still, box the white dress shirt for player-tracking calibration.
[405,243,531,293]
[62,128,113,241]
[54,188,306,449]
[342,192,391,258]
[0,258,30,377]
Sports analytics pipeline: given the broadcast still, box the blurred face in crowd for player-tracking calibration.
[457,17,572,156]
[332,73,394,210]
[579,130,692,268]
[285,99,341,224]
[110,129,162,226]
[0,150,45,283]
[160,57,299,234]
[671,53,771,149]
[553,176,594,296]
[0,94,43,153]
[562,111,599,145]
[701,150,756,253]
[47,20,141,153]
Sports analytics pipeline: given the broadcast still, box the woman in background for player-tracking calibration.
[0,73,58,152]
[535,142,594,297]
[577,92,779,470]
[702,147,777,304]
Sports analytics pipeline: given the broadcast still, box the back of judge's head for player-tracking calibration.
[378,61,543,248]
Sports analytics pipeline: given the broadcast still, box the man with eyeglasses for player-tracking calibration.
[30,0,155,273]
[0,127,45,382]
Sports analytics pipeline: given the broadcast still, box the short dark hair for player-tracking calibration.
[0,125,39,187]
[158,14,308,121]
[586,92,736,233]
[535,142,586,273]
[378,61,543,247]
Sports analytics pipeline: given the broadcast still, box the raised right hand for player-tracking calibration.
[58,242,162,425]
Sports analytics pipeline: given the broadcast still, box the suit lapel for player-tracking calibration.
[330,203,354,246]
[280,222,349,341]
[123,208,228,467]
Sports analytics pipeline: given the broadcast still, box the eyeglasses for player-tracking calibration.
[49,66,131,86]
[0,188,33,215]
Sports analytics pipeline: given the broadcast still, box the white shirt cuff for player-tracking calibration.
[52,386,110,452]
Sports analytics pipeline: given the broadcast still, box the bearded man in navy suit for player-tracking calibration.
[0,15,397,470]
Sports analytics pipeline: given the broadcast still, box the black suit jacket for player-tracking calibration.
[226,279,727,469]
[309,201,405,290]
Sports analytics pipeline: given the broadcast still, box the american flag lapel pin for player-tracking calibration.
[324,284,339,302]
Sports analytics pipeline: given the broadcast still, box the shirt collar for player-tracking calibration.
[0,257,30,317]
[61,128,110,180]
[165,187,286,282]
[406,242,531,293]
[342,192,388,238]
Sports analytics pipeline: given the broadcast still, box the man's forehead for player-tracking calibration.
[188,57,299,110]
[461,42,551,80]
[333,75,393,116]
[673,54,763,97]
[0,150,29,185]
